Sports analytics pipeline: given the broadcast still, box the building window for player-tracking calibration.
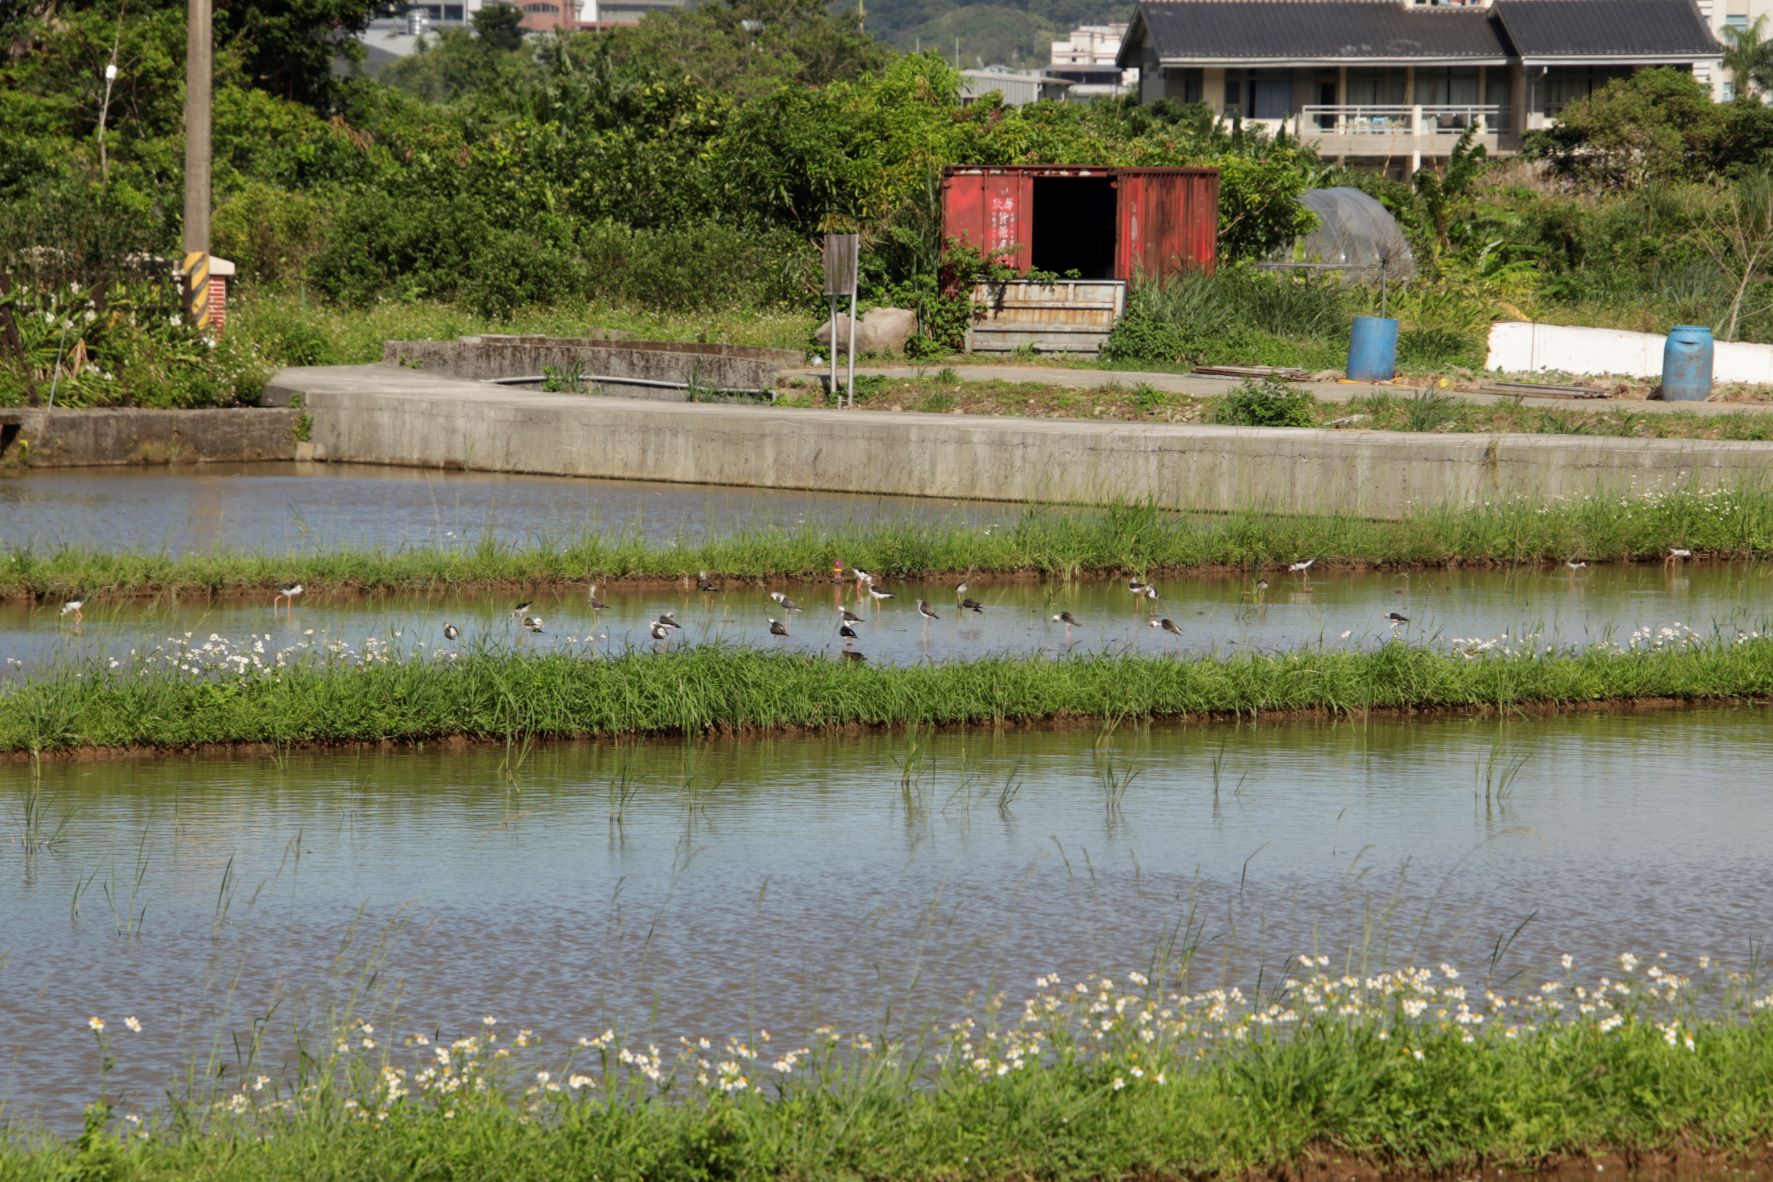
[1724,80,1737,100]
[1727,13,1749,30]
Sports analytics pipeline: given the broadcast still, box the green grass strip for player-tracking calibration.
[7,964,1773,1179]
[6,486,1773,599]
[7,638,1773,754]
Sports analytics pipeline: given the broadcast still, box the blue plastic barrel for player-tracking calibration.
[1348,315,1399,382]
[1661,325,1714,401]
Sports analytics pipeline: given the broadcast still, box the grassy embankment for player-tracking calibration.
[5,958,1772,1179]
[780,373,1773,438]
[5,489,1772,602]
[6,633,1773,755]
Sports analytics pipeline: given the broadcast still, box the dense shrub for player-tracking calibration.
[1206,376,1318,427]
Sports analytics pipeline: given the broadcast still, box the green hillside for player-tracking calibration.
[860,0,1133,67]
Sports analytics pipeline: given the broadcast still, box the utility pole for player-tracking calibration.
[182,0,211,329]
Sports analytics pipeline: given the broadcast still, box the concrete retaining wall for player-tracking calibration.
[377,335,800,396]
[1487,320,1773,386]
[0,407,304,469]
[271,365,1773,519]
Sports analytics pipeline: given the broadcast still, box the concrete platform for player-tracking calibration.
[0,407,305,469]
[265,364,1773,519]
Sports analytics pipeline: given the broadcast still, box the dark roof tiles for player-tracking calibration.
[1129,0,1720,63]
[1490,0,1720,58]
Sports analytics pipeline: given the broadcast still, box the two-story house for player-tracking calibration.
[1116,0,1723,172]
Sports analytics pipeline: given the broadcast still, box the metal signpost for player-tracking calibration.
[822,233,858,407]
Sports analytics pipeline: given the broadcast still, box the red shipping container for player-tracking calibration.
[940,165,1218,283]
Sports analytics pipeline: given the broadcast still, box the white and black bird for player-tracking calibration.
[587,585,608,612]
[959,597,984,614]
[1288,558,1316,575]
[867,586,894,611]
[650,621,672,647]
[275,583,305,610]
[839,622,860,641]
[917,599,940,623]
[1128,578,1149,595]
[1666,547,1693,564]
[512,599,533,619]
[1050,611,1083,643]
[443,622,460,646]
[768,617,789,639]
[1254,576,1270,599]
[838,606,864,625]
[1565,558,1588,571]
[954,580,970,603]
[1151,617,1182,637]
[521,614,545,634]
[697,571,719,592]
[59,593,87,623]
[840,648,866,663]
[656,612,681,631]
[769,591,801,613]
[1386,611,1410,625]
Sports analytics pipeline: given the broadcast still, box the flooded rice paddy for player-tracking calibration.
[3,560,1770,672]
[5,710,1773,1120]
[0,462,997,553]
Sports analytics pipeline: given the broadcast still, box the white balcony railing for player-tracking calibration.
[1297,104,1509,136]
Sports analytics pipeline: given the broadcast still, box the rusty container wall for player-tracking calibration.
[940,170,1032,271]
[1116,168,1219,281]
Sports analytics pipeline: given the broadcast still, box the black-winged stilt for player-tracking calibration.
[954,580,969,604]
[866,586,893,615]
[521,614,545,634]
[838,606,863,625]
[59,594,87,623]
[512,599,532,619]
[1666,547,1692,566]
[839,622,859,641]
[443,622,460,650]
[769,591,801,613]
[1288,559,1315,581]
[840,648,866,662]
[1050,611,1083,644]
[768,617,789,639]
[1565,558,1588,572]
[650,621,672,649]
[587,586,608,612]
[275,583,304,611]
[1386,611,1409,625]
[656,612,681,631]
[960,598,984,614]
[697,571,718,592]
[1150,617,1182,636]
[1254,576,1270,602]
[917,600,940,622]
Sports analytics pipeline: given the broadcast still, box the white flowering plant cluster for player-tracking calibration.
[99,952,1762,1140]
[0,278,266,409]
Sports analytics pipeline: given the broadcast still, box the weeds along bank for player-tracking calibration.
[7,633,1773,754]
[6,957,1773,1179]
[6,489,1773,601]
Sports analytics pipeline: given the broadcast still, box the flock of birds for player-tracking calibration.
[46,548,1705,656]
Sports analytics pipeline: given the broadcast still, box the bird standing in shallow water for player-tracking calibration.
[768,617,789,640]
[960,597,984,614]
[1150,617,1182,637]
[512,599,532,619]
[443,622,460,651]
[1665,547,1692,567]
[650,621,672,649]
[655,612,681,631]
[1386,611,1409,626]
[866,586,893,615]
[275,583,304,612]
[697,571,718,592]
[838,606,864,625]
[839,622,859,641]
[1050,611,1083,645]
[587,586,607,612]
[521,614,545,634]
[1254,576,1270,603]
[60,594,87,624]
[840,648,866,662]
[769,591,801,613]
[1566,558,1588,572]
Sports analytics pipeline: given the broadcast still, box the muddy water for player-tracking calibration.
[4,560,1769,671]
[0,462,998,552]
[4,709,1772,1119]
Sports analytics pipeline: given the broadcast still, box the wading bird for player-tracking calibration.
[839,622,859,641]
[1254,576,1270,602]
[917,600,940,622]
[697,571,719,592]
[656,612,681,631]
[1386,611,1409,625]
[1565,558,1588,572]
[960,598,984,614]
[840,648,866,662]
[275,583,304,612]
[838,606,864,625]
[521,614,545,634]
[59,593,87,624]
[866,586,894,615]
[587,586,608,612]
[1050,611,1083,644]
[954,580,969,604]
[512,599,532,619]
[1666,547,1693,566]
[1150,617,1182,637]
[768,617,789,640]
[443,622,460,649]
[650,621,672,649]
[769,591,801,613]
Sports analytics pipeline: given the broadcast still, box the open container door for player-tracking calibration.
[940,168,1033,272]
